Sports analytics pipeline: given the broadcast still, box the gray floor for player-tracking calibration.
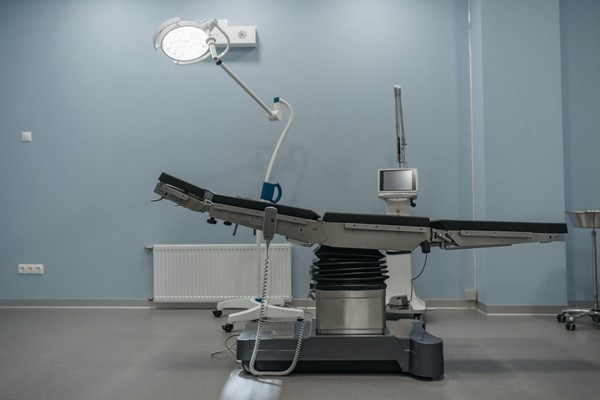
[1,307,599,400]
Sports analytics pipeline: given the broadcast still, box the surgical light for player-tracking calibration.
[162,26,208,62]
[153,17,224,64]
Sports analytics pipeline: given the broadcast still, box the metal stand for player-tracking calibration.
[381,195,426,320]
[558,211,600,330]
[213,243,304,331]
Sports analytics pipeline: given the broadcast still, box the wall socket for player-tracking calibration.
[18,264,44,275]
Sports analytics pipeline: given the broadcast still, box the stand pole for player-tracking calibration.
[592,229,598,310]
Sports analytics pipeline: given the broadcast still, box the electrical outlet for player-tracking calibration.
[18,264,44,275]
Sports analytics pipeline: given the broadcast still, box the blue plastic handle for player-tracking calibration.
[260,182,282,204]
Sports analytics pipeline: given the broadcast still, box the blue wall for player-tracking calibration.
[0,0,594,306]
[560,0,600,301]
[472,0,567,306]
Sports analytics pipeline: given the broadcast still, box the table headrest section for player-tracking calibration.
[158,173,320,220]
[212,194,321,221]
[430,219,568,234]
[323,212,431,227]
[159,173,209,200]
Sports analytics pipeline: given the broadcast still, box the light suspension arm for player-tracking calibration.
[214,56,291,202]
[217,60,282,122]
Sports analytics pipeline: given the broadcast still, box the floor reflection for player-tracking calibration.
[219,369,282,400]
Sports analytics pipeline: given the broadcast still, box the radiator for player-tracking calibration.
[152,243,292,303]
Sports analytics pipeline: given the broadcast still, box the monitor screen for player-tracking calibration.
[379,168,417,192]
[377,168,418,199]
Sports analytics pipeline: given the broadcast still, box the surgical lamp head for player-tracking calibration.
[153,17,229,64]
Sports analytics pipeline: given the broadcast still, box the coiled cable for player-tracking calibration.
[249,244,306,376]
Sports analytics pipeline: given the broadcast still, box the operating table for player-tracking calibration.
[153,172,567,378]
